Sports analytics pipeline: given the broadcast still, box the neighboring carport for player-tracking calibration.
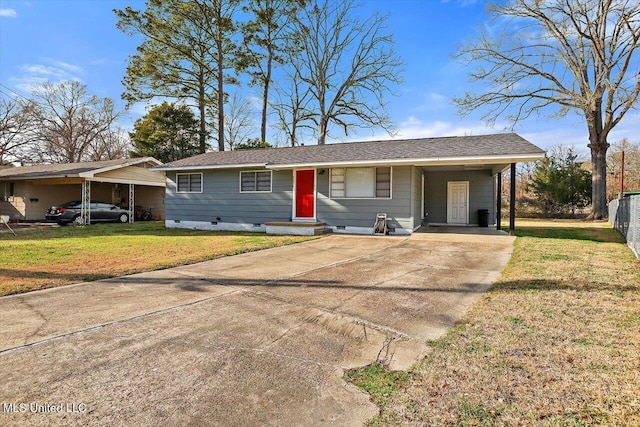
[0,158,165,223]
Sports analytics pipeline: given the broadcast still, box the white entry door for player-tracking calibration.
[447,181,469,224]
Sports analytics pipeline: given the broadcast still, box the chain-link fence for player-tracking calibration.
[609,195,639,260]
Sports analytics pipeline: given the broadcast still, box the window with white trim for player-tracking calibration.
[240,170,272,192]
[330,167,391,198]
[176,173,202,193]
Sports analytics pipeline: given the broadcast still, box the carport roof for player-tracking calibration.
[0,158,162,181]
[154,133,545,171]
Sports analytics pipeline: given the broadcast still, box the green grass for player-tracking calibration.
[344,362,410,407]
[362,220,640,426]
[0,222,317,296]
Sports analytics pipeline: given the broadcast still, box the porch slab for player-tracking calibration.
[265,221,331,236]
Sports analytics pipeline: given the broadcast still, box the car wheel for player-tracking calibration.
[118,213,129,223]
[73,215,84,225]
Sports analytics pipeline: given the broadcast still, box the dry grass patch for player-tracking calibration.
[0,222,316,296]
[372,220,640,426]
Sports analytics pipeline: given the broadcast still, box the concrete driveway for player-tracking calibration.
[0,232,514,426]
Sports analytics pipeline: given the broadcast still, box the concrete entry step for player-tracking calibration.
[265,221,331,236]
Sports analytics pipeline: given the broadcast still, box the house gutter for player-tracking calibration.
[151,163,267,172]
[266,153,545,170]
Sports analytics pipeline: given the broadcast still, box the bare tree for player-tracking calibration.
[0,97,36,164]
[271,65,315,146]
[22,81,122,163]
[211,93,257,150]
[454,0,640,219]
[292,0,403,145]
[87,127,131,161]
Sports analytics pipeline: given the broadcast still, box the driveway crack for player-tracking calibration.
[244,289,415,341]
[18,296,49,345]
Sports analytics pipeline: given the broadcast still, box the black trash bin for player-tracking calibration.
[478,209,489,227]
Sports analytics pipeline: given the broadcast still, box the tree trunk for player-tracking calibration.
[318,118,327,145]
[216,40,225,152]
[590,142,608,219]
[586,100,609,220]
[261,52,272,145]
[198,77,207,154]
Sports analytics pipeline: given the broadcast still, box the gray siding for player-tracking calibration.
[165,168,293,224]
[424,170,495,225]
[316,166,413,231]
[411,167,423,229]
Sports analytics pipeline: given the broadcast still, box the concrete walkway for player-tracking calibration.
[0,232,514,426]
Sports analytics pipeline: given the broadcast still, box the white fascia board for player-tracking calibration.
[85,177,166,187]
[266,153,546,170]
[151,163,266,172]
[0,174,80,181]
[80,157,163,178]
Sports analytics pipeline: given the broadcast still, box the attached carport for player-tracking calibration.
[419,159,529,236]
[0,158,165,223]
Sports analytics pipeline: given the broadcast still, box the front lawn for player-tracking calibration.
[0,222,316,296]
[364,220,640,426]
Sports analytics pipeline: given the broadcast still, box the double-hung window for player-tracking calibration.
[240,171,272,192]
[330,167,391,199]
[176,173,202,193]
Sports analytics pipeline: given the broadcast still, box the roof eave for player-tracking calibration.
[0,173,82,181]
[79,157,162,178]
[266,153,546,169]
[151,163,267,171]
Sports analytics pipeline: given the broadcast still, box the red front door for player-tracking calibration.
[295,170,315,218]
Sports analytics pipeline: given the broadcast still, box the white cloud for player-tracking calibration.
[9,76,49,93]
[51,60,84,74]
[395,116,505,139]
[340,117,507,144]
[0,8,17,18]
[22,65,67,78]
[9,59,85,92]
[441,0,479,6]
[521,127,589,155]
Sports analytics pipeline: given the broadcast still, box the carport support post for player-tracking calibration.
[81,179,91,225]
[129,184,134,223]
[509,163,516,236]
[496,172,502,231]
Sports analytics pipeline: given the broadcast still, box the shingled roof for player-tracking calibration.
[0,158,161,180]
[155,133,545,170]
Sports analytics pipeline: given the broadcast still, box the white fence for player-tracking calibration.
[609,195,640,260]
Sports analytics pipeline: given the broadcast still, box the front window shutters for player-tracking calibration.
[176,173,202,193]
[330,167,391,199]
[240,171,272,192]
[375,167,391,197]
[330,168,345,197]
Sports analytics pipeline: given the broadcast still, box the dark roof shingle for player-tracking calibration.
[0,158,159,180]
[156,133,544,170]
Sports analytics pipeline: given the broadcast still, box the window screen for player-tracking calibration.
[375,167,391,198]
[176,173,202,193]
[240,171,272,192]
[330,167,391,199]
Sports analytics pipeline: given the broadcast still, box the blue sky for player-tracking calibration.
[0,0,638,154]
